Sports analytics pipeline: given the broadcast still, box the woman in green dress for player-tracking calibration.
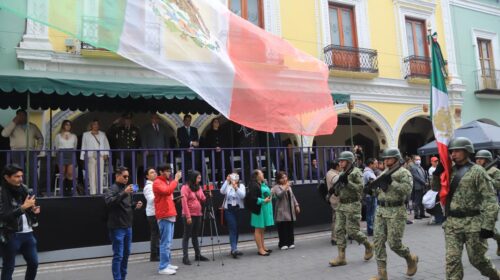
[246,169,274,256]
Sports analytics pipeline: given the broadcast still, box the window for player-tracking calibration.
[405,18,428,57]
[229,0,264,28]
[328,4,357,47]
[477,39,496,88]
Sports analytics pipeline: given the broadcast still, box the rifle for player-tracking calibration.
[364,159,404,194]
[485,155,500,171]
[333,164,354,195]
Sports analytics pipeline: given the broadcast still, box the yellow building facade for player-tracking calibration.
[11,0,465,158]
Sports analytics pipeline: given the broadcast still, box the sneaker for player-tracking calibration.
[158,268,176,275]
[167,264,178,270]
[289,244,295,249]
[280,246,289,250]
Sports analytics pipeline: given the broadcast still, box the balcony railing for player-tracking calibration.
[403,55,431,79]
[0,146,349,198]
[323,45,378,73]
[474,69,500,97]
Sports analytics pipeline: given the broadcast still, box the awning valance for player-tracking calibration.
[0,74,216,113]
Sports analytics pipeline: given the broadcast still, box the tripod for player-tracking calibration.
[198,191,224,266]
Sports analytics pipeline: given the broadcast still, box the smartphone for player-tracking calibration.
[132,184,139,192]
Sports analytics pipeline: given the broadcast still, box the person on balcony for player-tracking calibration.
[177,114,200,173]
[1,109,43,189]
[203,117,228,185]
[108,113,141,172]
[54,120,77,196]
[141,113,170,168]
[80,119,110,195]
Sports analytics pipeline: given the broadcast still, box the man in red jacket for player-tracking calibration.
[153,164,182,275]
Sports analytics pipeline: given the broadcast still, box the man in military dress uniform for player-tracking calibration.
[369,148,418,280]
[329,151,373,267]
[432,138,499,280]
[108,113,141,170]
[475,150,500,257]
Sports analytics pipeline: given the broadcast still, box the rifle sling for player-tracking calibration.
[445,162,473,216]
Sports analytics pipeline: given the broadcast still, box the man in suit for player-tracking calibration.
[410,155,428,219]
[176,114,199,173]
[141,113,170,168]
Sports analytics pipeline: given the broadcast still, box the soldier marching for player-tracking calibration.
[328,151,373,267]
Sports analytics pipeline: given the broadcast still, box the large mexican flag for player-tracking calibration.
[429,33,454,206]
[0,0,337,136]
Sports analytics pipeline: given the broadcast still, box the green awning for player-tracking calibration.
[0,74,215,113]
[332,93,351,104]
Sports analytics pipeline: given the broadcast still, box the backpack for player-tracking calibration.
[317,177,329,204]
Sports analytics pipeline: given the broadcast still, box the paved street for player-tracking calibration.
[12,218,500,280]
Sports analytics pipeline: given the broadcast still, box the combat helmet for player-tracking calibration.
[338,151,355,163]
[448,137,474,154]
[381,148,402,160]
[475,150,493,161]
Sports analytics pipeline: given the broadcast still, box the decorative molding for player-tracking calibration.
[264,0,281,37]
[332,103,394,148]
[471,28,500,76]
[20,0,52,50]
[328,76,464,106]
[440,0,462,85]
[391,106,428,147]
[393,0,436,78]
[319,0,371,53]
[450,0,500,17]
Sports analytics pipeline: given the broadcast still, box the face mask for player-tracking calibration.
[415,160,421,166]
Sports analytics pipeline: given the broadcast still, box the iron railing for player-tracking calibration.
[323,45,378,73]
[0,146,349,198]
[403,55,431,79]
[474,69,500,93]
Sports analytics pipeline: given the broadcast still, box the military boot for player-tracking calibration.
[329,247,347,266]
[489,270,500,280]
[496,241,500,256]
[369,264,388,280]
[405,254,418,276]
[363,241,374,261]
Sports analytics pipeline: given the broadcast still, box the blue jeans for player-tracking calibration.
[109,228,132,280]
[225,205,241,252]
[1,232,38,280]
[158,219,175,271]
[364,195,377,235]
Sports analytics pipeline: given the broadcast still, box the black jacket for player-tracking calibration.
[245,181,262,215]
[177,126,199,148]
[0,181,38,235]
[104,183,135,229]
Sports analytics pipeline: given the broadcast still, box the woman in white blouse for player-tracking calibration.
[220,173,246,258]
[80,119,110,195]
[54,120,78,194]
[143,167,160,261]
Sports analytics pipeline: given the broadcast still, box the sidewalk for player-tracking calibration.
[13,218,500,280]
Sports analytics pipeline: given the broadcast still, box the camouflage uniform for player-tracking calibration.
[485,166,500,253]
[373,167,415,271]
[329,166,373,266]
[335,167,369,249]
[433,164,499,280]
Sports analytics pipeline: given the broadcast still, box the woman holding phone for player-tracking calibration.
[180,171,209,265]
[220,173,246,258]
[272,171,300,250]
[246,169,274,256]
[143,167,159,261]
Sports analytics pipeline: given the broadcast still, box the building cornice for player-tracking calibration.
[450,0,500,16]
[329,77,464,106]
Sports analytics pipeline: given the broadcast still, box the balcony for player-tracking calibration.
[474,69,500,99]
[323,45,379,79]
[403,55,431,84]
